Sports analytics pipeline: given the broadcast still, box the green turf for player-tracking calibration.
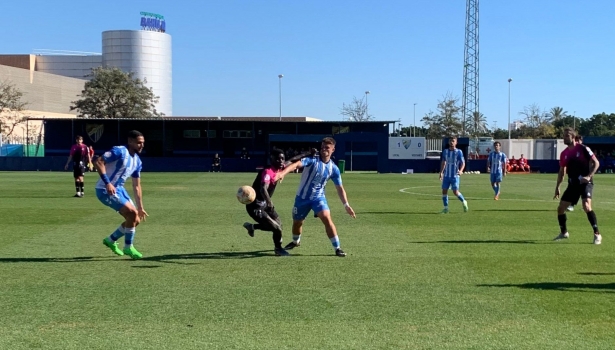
[1,171,615,349]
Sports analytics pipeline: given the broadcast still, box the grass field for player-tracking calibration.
[1,171,615,349]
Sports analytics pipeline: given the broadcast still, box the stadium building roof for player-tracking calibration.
[26,116,397,123]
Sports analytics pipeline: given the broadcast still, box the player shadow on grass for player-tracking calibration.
[0,256,117,263]
[411,239,542,244]
[141,250,334,264]
[478,282,615,293]
[361,211,441,215]
[472,209,552,212]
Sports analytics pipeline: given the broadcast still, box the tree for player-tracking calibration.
[0,80,28,141]
[549,106,568,121]
[340,96,372,121]
[466,111,489,136]
[70,67,162,118]
[420,92,463,138]
[519,103,550,138]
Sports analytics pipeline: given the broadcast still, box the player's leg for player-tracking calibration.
[451,178,468,212]
[555,185,579,240]
[72,165,82,197]
[285,197,311,249]
[315,206,346,257]
[581,184,600,244]
[441,180,450,213]
[96,187,142,258]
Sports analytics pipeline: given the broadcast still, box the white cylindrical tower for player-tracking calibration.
[102,30,172,116]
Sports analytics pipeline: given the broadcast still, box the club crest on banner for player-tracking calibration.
[402,139,412,149]
[86,124,104,143]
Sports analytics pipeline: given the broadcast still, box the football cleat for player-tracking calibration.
[335,248,347,257]
[284,241,300,250]
[274,247,290,256]
[123,246,143,259]
[463,200,469,212]
[102,238,124,256]
[566,206,574,212]
[494,194,500,200]
[440,208,449,214]
[243,222,255,237]
[594,233,602,245]
[553,232,569,241]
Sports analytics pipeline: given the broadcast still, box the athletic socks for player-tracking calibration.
[292,234,301,244]
[586,210,599,234]
[108,226,125,242]
[457,193,466,202]
[75,180,80,194]
[558,214,567,234]
[493,185,499,195]
[79,181,84,194]
[124,227,136,248]
[442,195,449,208]
[330,236,340,250]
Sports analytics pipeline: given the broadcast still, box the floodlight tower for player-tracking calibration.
[462,0,479,136]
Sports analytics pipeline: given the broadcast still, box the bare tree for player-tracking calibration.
[0,80,28,141]
[340,96,372,121]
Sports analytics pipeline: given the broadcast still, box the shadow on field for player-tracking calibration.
[578,272,615,276]
[411,239,541,244]
[141,250,275,264]
[0,256,116,263]
[479,282,615,293]
[472,209,552,212]
[361,211,440,215]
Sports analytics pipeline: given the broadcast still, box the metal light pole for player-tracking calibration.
[278,74,284,121]
[507,78,512,154]
[413,103,417,137]
[573,110,576,130]
[364,91,370,119]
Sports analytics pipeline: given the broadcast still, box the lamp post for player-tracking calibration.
[364,91,370,119]
[278,74,284,121]
[573,110,576,130]
[413,103,417,137]
[507,78,512,153]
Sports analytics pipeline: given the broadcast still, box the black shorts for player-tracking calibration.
[561,183,593,206]
[246,202,280,231]
[73,162,85,178]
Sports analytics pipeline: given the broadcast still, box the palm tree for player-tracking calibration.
[549,106,568,122]
[467,111,489,136]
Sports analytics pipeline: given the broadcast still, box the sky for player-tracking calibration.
[3,0,615,130]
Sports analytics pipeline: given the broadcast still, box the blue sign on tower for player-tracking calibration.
[140,12,166,33]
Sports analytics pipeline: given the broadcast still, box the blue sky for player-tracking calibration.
[4,0,615,129]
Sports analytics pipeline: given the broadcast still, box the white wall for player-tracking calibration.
[102,30,172,116]
[35,55,102,79]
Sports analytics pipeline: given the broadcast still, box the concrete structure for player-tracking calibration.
[35,54,102,79]
[102,30,172,116]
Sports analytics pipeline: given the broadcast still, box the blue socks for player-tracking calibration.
[330,236,340,250]
[124,227,136,247]
[108,226,125,242]
[493,185,499,195]
[457,193,465,202]
[442,195,449,207]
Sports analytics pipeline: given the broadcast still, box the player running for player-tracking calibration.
[486,141,507,200]
[275,137,356,257]
[242,148,315,256]
[95,130,149,259]
[64,135,92,197]
[439,136,468,213]
[553,128,601,244]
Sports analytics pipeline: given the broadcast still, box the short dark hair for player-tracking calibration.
[494,141,501,147]
[75,135,83,140]
[449,136,458,141]
[322,137,336,146]
[128,130,143,139]
[271,148,284,158]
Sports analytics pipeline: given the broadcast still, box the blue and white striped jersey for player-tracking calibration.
[95,146,142,189]
[296,157,342,200]
[441,148,465,178]
[488,151,507,175]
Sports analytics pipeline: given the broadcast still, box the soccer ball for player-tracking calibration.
[236,185,256,204]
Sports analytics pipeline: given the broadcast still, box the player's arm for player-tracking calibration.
[439,159,446,180]
[486,154,491,173]
[131,177,148,220]
[261,182,273,208]
[335,185,356,218]
[458,152,466,174]
[285,148,317,166]
[94,155,117,195]
[585,156,600,183]
[554,166,565,199]
[65,148,74,170]
[275,160,304,182]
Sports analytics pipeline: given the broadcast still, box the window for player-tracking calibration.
[223,130,252,138]
[183,130,200,138]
